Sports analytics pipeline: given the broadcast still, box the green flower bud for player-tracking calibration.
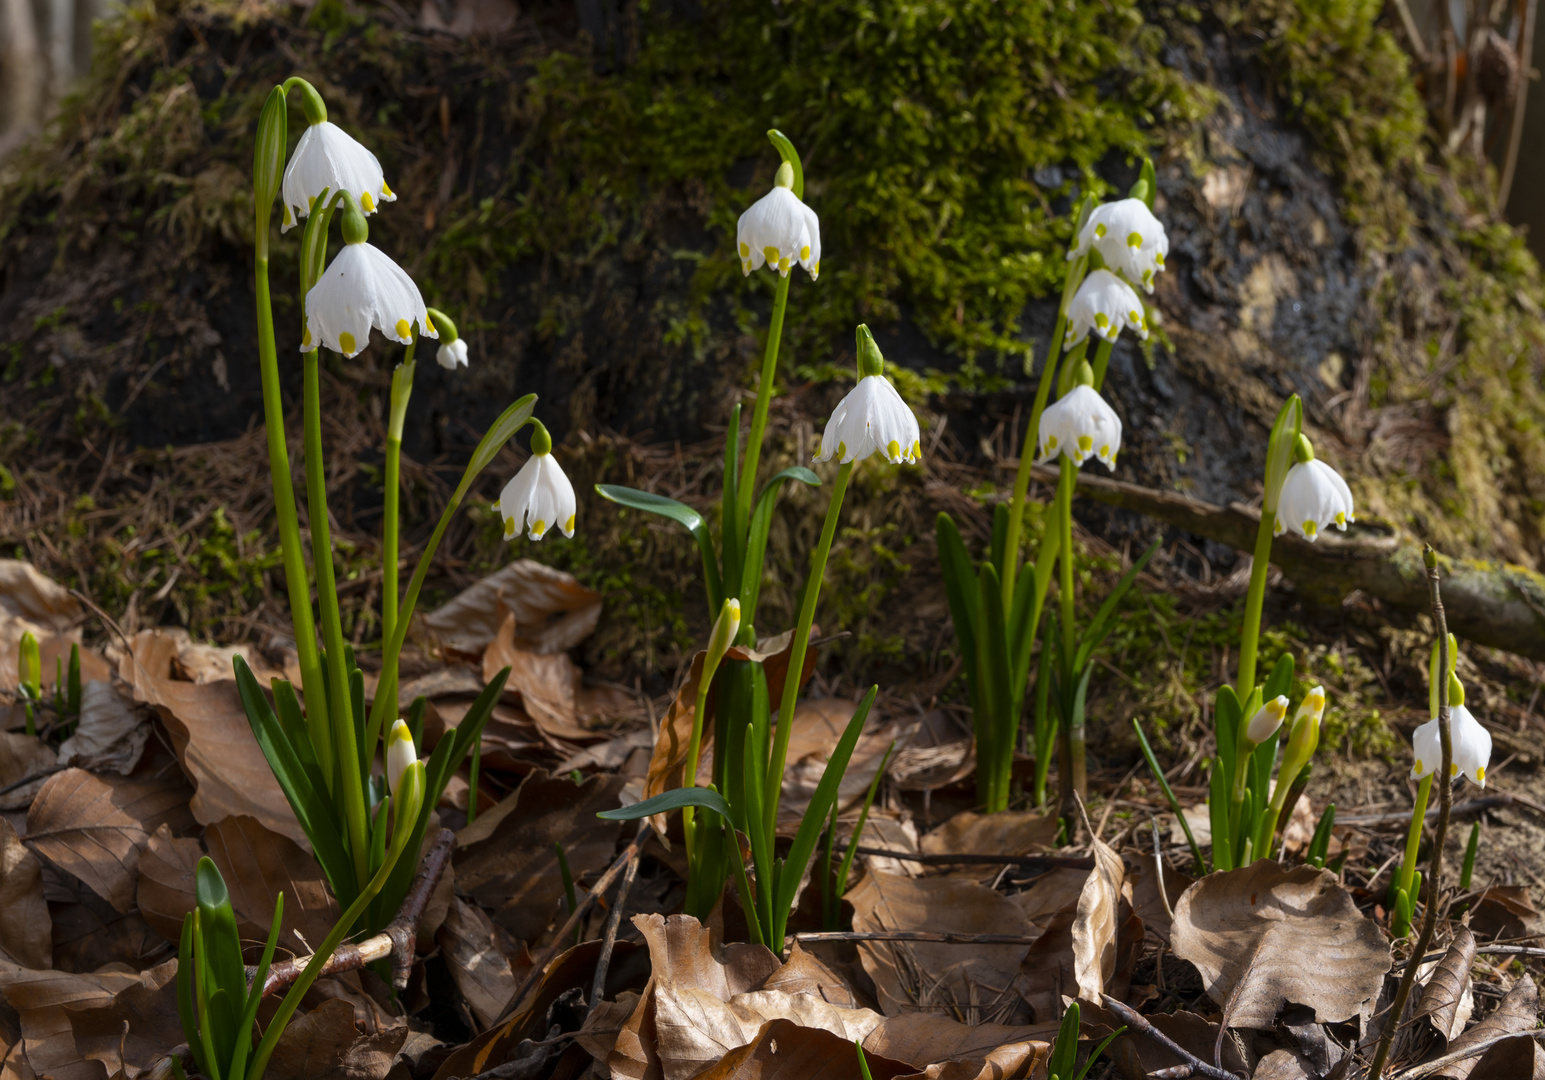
[856,324,885,378]
[253,86,288,251]
[530,419,553,456]
[18,631,39,699]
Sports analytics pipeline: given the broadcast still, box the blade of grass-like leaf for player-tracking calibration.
[935,513,980,692]
[598,785,735,823]
[229,892,283,1080]
[1133,719,1205,875]
[598,484,723,614]
[722,404,744,601]
[176,915,209,1079]
[742,466,820,621]
[835,741,894,902]
[1073,536,1161,672]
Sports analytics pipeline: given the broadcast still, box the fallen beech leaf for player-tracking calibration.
[118,629,304,846]
[0,734,57,813]
[847,871,1032,1021]
[759,943,863,1009]
[483,615,591,741]
[1467,1033,1545,1080]
[453,771,625,940]
[419,558,602,656]
[0,960,171,1080]
[1126,856,1193,943]
[919,810,1057,860]
[0,818,50,969]
[1071,836,1125,1004]
[25,768,191,913]
[1012,867,1088,934]
[0,561,79,632]
[1113,1011,1249,1079]
[47,873,166,973]
[694,1018,908,1080]
[61,959,183,1080]
[171,638,283,686]
[1468,885,1545,941]
[1434,975,1539,1080]
[1170,861,1390,1028]
[1417,926,1477,1042]
[437,897,528,1030]
[55,682,147,776]
[135,824,201,942]
[863,1013,1054,1069]
[1250,1047,1314,1079]
[778,700,914,832]
[265,997,408,1080]
[205,815,340,949]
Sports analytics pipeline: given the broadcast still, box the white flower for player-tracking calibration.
[1274,459,1355,541]
[1037,384,1122,470]
[1411,705,1492,786]
[496,452,576,540]
[1245,695,1290,745]
[386,719,416,795]
[1065,269,1148,347]
[281,121,396,232]
[1069,198,1168,293]
[438,338,469,370]
[302,242,435,358]
[737,184,821,280]
[814,375,921,465]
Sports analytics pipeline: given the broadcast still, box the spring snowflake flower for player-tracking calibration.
[386,719,416,795]
[281,121,396,232]
[737,163,821,280]
[1037,384,1122,470]
[438,338,469,370]
[1065,269,1148,347]
[303,240,435,358]
[1274,458,1355,541]
[1069,198,1168,293]
[1411,705,1492,787]
[496,446,576,541]
[1245,695,1290,745]
[814,375,921,465]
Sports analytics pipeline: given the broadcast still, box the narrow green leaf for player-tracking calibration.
[1074,536,1161,672]
[989,502,1009,575]
[1209,761,1232,873]
[176,915,208,1079]
[598,484,723,613]
[742,467,820,621]
[1262,653,1295,703]
[599,785,734,823]
[461,394,538,491]
[722,403,744,600]
[1133,719,1204,876]
[936,513,980,705]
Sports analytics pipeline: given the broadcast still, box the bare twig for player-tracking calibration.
[832,844,1095,871]
[1368,546,1455,1078]
[1389,1027,1545,1079]
[793,930,1043,947]
[1339,794,1513,826]
[1498,0,1540,207]
[587,824,643,1013]
[0,763,65,797]
[260,827,455,995]
[1150,818,1174,921]
[1099,995,1243,1080]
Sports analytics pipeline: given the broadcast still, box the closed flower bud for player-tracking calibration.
[1244,695,1289,746]
[18,631,40,699]
[437,338,469,370]
[1274,436,1354,542]
[702,598,741,686]
[386,719,416,795]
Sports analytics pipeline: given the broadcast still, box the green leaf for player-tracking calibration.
[1049,1001,1080,1080]
[766,128,805,200]
[935,513,980,703]
[229,891,283,1080]
[195,859,247,1008]
[1209,761,1231,873]
[1262,653,1295,703]
[176,915,208,1078]
[460,394,538,495]
[989,502,1009,575]
[1074,536,1161,672]
[599,785,734,823]
[742,467,820,621]
[1133,719,1204,876]
[598,484,723,613]
[1214,684,1241,778]
[722,403,745,600]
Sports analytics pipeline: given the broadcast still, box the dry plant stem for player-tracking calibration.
[1498,0,1540,207]
[1368,552,1454,1079]
[794,931,1044,946]
[494,824,655,1026]
[259,828,456,996]
[587,832,642,1013]
[1100,994,1242,1080]
[1339,794,1511,826]
[831,844,1096,870]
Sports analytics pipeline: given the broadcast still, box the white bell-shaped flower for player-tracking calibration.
[1411,705,1492,786]
[1037,384,1122,470]
[386,719,416,795]
[281,121,396,232]
[815,375,921,465]
[1069,198,1168,292]
[1274,458,1355,541]
[303,230,435,358]
[737,167,821,280]
[438,338,469,370]
[497,445,576,541]
[1065,269,1148,348]
[1245,695,1290,745]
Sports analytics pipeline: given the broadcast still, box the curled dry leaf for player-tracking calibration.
[0,958,180,1080]
[1252,1047,1316,1080]
[418,558,602,656]
[55,681,147,776]
[862,1013,1054,1072]
[1433,975,1539,1080]
[0,733,55,814]
[48,872,165,974]
[1417,925,1477,1042]
[1467,1033,1545,1080]
[118,628,304,847]
[483,613,591,742]
[1468,885,1545,941]
[265,996,408,1080]
[1071,835,1125,1004]
[1170,861,1390,1029]
[0,818,50,969]
[847,871,1032,1022]
[920,810,1057,861]
[694,1018,905,1080]
[25,768,192,914]
[437,896,529,1031]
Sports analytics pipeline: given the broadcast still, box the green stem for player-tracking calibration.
[1398,774,1432,901]
[1089,338,1114,392]
[1001,340,1062,608]
[384,347,416,645]
[303,349,369,892]
[763,461,853,845]
[683,676,713,859]
[1236,512,1276,697]
[737,273,791,525]
[1056,458,1076,673]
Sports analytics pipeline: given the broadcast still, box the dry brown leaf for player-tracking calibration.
[134,824,201,942]
[205,815,340,949]
[920,810,1057,859]
[759,943,863,1009]
[0,562,79,633]
[1468,1034,1545,1080]
[1011,867,1088,934]
[266,997,408,1080]
[863,1013,1054,1070]
[170,638,283,686]
[1071,836,1125,1004]
[1252,1048,1314,1080]
[694,1018,906,1080]
[55,682,147,776]
[1468,885,1545,941]
[454,771,626,940]
[118,629,304,847]
[1170,862,1390,1029]
[0,960,171,1080]
[0,735,57,813]
[1113,1011,1250,1080]
[1417,926,1477,1042]
[778,700,914,832]
[47,873,166,973]
[418,558,602,656]
[25,768,191,913]
[437,897,527,1030]
[1434,975,1540,1080]
[60,960,182,1080]
[0,819,49,969]
[847,871,1032,1021]
[483,616,590,741]
[1126,855,1193,943]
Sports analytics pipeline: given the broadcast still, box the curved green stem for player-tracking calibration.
[1057,458,1076,672]
[737,274,791,526]
[763,461,853,845]
[1001,341,1063,608]
[1089,338,1114,392]
[1398,774,1432,901]
[384,344,417,645]
[1236,513,1277,697]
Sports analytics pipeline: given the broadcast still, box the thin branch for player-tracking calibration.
[832,844,1095,870]
[1099,995,1243,1080]
[793,931,1044,947]
[587,824,643,1012]
[1496,0,1539,207]
[1339,793,1513,826]
[1390,1027,1545,1079]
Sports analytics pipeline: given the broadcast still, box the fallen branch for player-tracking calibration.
[833,844,1095,870]
[587,824,643,1012]
[1099,994,1243,1080]
[1035,465,1545,662]
[259,827,455,995]
[794,930,1043,946]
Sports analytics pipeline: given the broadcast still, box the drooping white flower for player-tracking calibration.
[1274,458,1355,542]
[386,719,416,795]
[1037,384,1122,470]
[1065,269,1148,348]
[1245,695,1290,745]
[814,375,921,465]
[1069,198,1168,293]
[438,338,469,370]
[281,121,396,232]
[496,451,576,541]
[1411,705,1492,787]
[737,176,821,280]
[302,242,435,358]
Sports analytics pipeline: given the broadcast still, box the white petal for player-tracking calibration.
[1073,198,1168,293]
[1410,717,1440,779]
[281,122,395,232]
[1037,384,1122,470]
[1275,459,1355,542]
[302,243,434,356]
[1065,269,1147,348]
[437,338,469,370]
[497,454,575,540]
[737,185,819,279]
[815,375,920,464]
[1450,705,1492,786]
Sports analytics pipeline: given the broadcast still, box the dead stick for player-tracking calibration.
[1390,1028,1545,1079]
[587,825,643,1012]
[1369,547,1455,1079]
[493,824,654,1026]
[260,827,455,995]
[833,844,1095,870]
[794,930,1043,946]
[1099,995,1243,1080]
[1339,794,1512,826]
[0,764,64,798]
